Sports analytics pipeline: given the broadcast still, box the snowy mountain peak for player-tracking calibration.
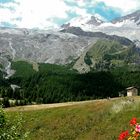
[112,10,140,26]
[86,16,104,25]
[61,15,104,31]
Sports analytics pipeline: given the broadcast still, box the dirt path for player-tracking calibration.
[5,99,108,112]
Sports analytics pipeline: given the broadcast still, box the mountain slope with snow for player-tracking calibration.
[61,10,140,43]
[61,15,104,31]
[92,10,140,44]
[112,10,140,26]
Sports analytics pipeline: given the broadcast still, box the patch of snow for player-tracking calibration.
[5,61,12,79]
[9,40,16,59]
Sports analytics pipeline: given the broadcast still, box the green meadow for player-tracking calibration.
[6,97,140,140]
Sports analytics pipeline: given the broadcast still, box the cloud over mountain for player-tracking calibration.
[0,0,140,29]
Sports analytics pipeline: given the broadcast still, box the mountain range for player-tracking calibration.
[0,10,140,77]
[62,10,140,41]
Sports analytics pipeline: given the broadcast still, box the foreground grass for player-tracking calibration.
[6,97,140,140]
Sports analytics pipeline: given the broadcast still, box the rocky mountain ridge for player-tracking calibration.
[61,15,104,30]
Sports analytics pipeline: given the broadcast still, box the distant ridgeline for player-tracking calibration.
[0,60,140,107]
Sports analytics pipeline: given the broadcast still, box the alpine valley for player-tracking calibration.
[1,10,140,106]
[2,4,140,140]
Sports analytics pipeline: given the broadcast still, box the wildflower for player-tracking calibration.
[130,118,137,126]
[118,130,129,140]
[119,118,140,139]
[135,124,140,132]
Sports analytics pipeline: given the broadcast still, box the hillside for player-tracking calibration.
[0,26,136,78]
[6,97,140,140]
[1,60,140,107]
[74,39,140,72]
[0,10,140,78]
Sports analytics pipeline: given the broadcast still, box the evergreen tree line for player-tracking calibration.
[0,66,140,107]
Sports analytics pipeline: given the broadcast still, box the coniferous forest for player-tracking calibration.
[0,61,140,107]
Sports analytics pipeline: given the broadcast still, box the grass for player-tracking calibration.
[39,63,75,74]
[11,61,36,78]
[86,40,125,60]
[6,97,140,140]
[84,40,140,70]
[11,61,75,76]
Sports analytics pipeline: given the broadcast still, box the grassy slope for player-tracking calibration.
[84,40,140,70]
[11,61,36,78]
[39,63,75,74]
[11,61,75,78]
[6,97,140,140]
[87,40,125,59]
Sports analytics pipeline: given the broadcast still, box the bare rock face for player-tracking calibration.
[0,27,95,77]
[0,26,136,74]
[0,28,92,64]
[86,16,104,26]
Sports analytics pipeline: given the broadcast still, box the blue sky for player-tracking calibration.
[0,0,140,29]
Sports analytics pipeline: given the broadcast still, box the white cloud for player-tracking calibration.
[0,0,71,29]
[64,0,89,7]
[64,0,84,6]
[94,0,140,14]
[0,0,140,29]
[76,0,87,7]
[16,0,69,18]
[0,2,18,10]
[71,7,91,17]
